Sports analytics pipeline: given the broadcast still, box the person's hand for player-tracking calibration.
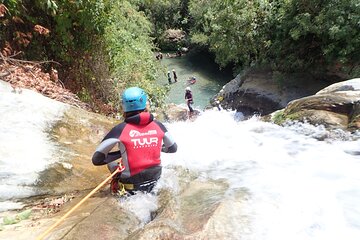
[117,160,125,172]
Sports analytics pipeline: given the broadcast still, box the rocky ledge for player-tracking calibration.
[269,78,360,131]
[211,69,359,131]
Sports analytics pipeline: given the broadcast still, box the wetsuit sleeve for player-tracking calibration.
[155,120,177,153]
[162,132,177,153]
[92,123,125,166]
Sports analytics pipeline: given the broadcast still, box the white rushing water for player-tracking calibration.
[0,81,67,211]
[1,80,360,239]
[157,110,360,240]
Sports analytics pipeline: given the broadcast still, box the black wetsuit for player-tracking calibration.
[185,91,194,112]
[92,112,177,192]
[173,71,177,82]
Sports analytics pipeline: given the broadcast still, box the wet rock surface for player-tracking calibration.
[155,103,201,122]
[0,91,219,240]
[213,70,331,116]
[272,78,360,131]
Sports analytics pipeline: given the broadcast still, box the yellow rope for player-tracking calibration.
[36,161,124,240]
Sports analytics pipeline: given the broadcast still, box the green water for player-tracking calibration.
[157,52,234,110]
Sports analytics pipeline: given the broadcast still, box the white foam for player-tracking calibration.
[2,81,360,238]
[119,192,158,225]
[0,201,24,212]
[0,81,67,208]
[159,109,360,240]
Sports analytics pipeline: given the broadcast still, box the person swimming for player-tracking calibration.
[187,76,196,84]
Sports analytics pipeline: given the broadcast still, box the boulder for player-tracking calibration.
[159,29,187,51]
[270,78,360,131]
[162,29,186,43]
[155,103,200,122]
[211,69,329,116]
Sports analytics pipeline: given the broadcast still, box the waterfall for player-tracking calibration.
[1,80,360,239]
[157,110,360,239]
[0,81,67,211]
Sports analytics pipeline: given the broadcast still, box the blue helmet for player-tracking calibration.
[121,87,147,112]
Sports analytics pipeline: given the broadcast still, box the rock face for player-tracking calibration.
[211,70,359,131]
[211,70,330,116]
[274,78,360,131]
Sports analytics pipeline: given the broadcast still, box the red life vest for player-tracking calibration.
[119,113,164,176]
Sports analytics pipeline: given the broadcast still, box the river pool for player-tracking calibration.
[156,52,234,110]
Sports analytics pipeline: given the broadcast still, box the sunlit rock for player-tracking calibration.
[271,78,360,131]
[155,103,200,122]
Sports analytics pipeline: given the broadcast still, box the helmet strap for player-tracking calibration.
[124,109,145,118]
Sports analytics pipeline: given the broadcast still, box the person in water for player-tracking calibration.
[92,87,178,195]
[167,71,172,84]
[155,52,163,60]
[185,86,194,113]
[172,69,177,82]
[188,76,196,84]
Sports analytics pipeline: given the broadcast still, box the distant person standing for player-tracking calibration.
[155,52,163,60]
[185,87,194,113]
[167,71,172,84]
[176,48,182,57]
[172,69,177,82]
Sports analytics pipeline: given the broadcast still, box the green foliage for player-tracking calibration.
[132,0,186,46]
[48,1,107,62]
[271,109,286,125]
[1,0,104,61]
[187,0,212,47]
[2,0,359,114]
[190,33,208,47]
[0,0,20,15]
[268,0,360,73]
[78,87,92,103]
[189,0,271,68]
[272,109,304,125]
[187,0,359,76]
[103,0,167,109]
[2,209,32,225]
[1,0,168,112]
[34,0,58,15]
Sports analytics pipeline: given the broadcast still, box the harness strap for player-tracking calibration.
[114,179,158,197]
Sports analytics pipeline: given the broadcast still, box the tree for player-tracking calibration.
[189,0,271,69]
[268,0,360,74]
[0,0,168,113]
